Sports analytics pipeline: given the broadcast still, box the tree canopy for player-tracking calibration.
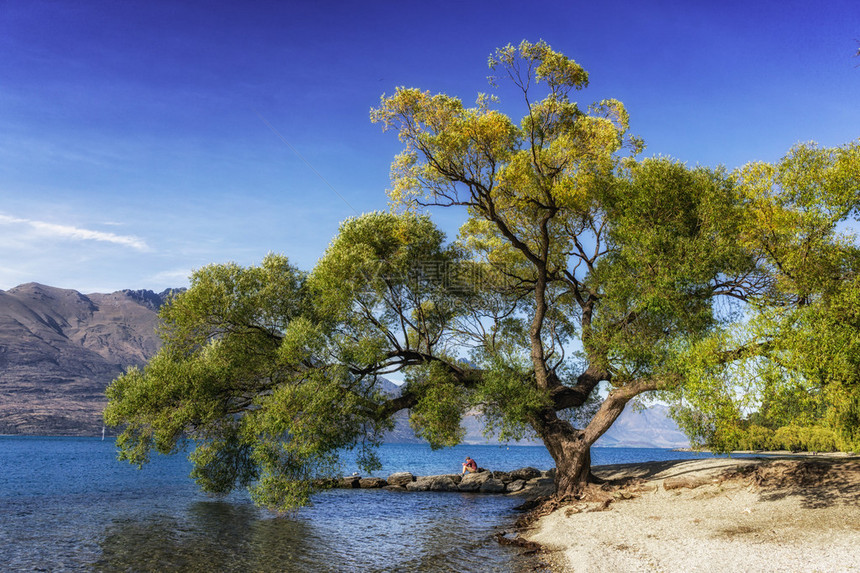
[105,41,860,509]
[673,142,860,451]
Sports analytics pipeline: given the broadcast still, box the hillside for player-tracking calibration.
[0,283,174,435]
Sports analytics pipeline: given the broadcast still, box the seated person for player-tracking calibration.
[461,456,478,474]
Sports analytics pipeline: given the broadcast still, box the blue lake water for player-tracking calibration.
[0,437,735,572]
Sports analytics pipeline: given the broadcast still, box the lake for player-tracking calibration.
[0,437,731,572]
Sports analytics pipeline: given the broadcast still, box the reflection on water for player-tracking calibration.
[94,502,317,572]
[88,491,540,572]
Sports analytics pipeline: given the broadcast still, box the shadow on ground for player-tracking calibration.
[592,456,860,510]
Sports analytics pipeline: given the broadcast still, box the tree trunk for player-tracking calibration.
[546,434,593,498]
[534,410,596,498]
[543,380,660,497]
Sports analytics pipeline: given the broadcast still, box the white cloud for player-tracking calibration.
[0,213,150,251]
[146,267,192,287]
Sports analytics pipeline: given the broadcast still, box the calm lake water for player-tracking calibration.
[0,437,731,572]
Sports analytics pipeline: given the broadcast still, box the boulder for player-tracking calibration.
[387,472,416,487]
[490,471,512,482]
[383,485,407,492]
[407,475,459,492]
[338,476,361,488]
[359,477,387,489]
[509,467,542,481]
[542,468,557,479]
[506,479,526,493]
[406,477,431,492]
[458,470,492,492]
[430,476,461,492]
[525,476,555,488]
[519,476,556,497]
[479,478,507,493]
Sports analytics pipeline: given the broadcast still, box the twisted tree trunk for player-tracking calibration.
[550,439,593,498]
[533,409,594,498]
[538,380,662,498]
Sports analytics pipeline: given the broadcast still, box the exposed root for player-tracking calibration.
[495,532,544,554]
[587,498,613,512]
[716,459,860,493]
[514,496,563,528]
[745,460,836,488]
[514,478,650,528]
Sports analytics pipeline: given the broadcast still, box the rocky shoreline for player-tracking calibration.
[329,466,557,497]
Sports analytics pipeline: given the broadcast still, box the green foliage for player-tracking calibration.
[104,253,393,510]
[735,424,775,451]
[187,424,257,495]
[473,357,551,442]
[734,424,848,453]
[593,159,752,379]
[671,141,860,451]
[405,363,470,449]
[308,211,462,358]
[677,416,858,454]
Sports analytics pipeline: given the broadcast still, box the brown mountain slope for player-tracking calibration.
[0,283,173,435]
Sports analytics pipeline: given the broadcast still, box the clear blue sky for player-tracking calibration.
[1,0,858,293]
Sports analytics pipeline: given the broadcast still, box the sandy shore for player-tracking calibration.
[522,456,860,572]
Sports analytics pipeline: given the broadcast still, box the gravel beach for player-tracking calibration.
[523,456,860,573]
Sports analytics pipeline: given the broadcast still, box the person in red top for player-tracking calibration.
[461,456,478,474]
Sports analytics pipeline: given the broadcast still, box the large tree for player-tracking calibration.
[365,40,769,496]
[105,41,860,508]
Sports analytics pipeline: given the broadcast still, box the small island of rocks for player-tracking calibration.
[329,467,556,497]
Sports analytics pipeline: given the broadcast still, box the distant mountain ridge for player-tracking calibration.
[0,282,689,449]
[597,404,689,449]
[379,378,689,449]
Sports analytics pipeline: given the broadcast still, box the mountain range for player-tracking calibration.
[0,282,688,448]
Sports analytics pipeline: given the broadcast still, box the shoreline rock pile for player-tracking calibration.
[332,467,556,496]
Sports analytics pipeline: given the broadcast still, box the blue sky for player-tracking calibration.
[1,0,858,293]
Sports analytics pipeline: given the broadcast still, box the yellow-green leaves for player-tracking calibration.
[372,41,636,313]
[668,142,860,450]
[372,87,520,208]
[735,141,860,303]
[488,40,589,94]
